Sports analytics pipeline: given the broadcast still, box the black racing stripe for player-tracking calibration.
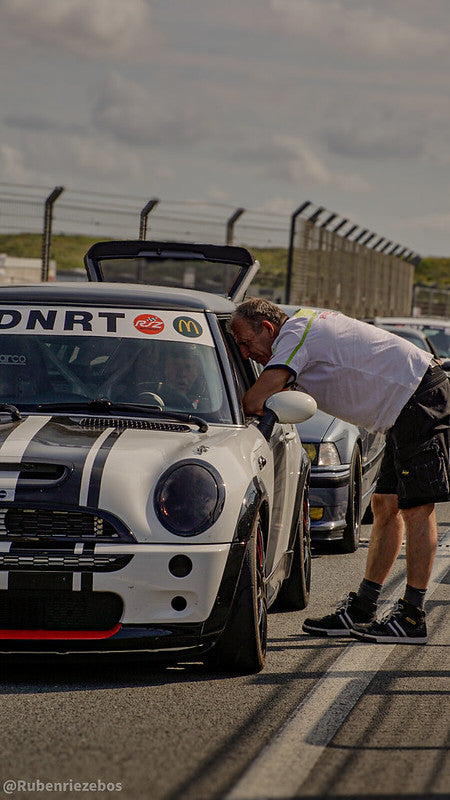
[81,572,93,591]
[12,418,117,508]
[86,428,123,509]
[0,421,20,448]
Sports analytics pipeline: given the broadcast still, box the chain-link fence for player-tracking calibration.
[1,182,442,319]
[288,219,415,318]
[412,284,450,320]
[0,183,289,247]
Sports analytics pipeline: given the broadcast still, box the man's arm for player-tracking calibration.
[243,367,292,416]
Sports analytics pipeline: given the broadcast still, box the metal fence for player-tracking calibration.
[0,181,440,319]
[0,183,289,246]
[288,218,415,318]
[412,284,450,320]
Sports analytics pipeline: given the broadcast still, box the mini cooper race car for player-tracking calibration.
[0,241,316,673]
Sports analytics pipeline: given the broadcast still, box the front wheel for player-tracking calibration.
[341,448,362,553]
[276,485,311,610]
[205,514,267,674]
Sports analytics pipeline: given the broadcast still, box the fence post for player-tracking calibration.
[285,202,311,303]
[139,199,159,240]
[226,208,245,245]
[41,186,64,281]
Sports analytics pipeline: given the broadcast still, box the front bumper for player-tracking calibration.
[0,540,248,655]
[309,466,350,539]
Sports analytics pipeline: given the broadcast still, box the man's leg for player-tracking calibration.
[364,493,405,584]
[301,493,403,638]
[350,500,436,644]
[302,496,434,640]
[402,502,437,590]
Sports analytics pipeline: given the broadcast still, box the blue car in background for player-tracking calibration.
[281,306,385,552]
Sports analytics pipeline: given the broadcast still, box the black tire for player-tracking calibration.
[205,514,267,674]
[341,448,362,553]
[276,485,311,610]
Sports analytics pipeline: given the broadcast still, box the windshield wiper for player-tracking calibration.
[0,403,22,421]
[36,398,208,432]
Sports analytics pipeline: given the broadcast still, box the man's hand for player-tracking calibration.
[243,367,292,416]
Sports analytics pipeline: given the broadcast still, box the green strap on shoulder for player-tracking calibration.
[284,308,317,365]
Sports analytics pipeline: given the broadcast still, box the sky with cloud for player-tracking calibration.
[1,0,450,256]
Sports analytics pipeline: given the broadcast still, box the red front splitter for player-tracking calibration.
[0,624,121,640]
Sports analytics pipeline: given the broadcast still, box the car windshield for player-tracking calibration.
[0,332,233,423]
[385,328,430,351]
[419,326,450,358]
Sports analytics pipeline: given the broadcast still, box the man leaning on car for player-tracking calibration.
[231,298,450,645]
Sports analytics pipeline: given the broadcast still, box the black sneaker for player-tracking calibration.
[302,592,376,637]
[351,599,427,644]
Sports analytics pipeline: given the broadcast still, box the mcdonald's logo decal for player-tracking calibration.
[173,317,203,338]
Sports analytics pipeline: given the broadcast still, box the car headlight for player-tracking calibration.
[154,460,225,536]
[303,442,341,466]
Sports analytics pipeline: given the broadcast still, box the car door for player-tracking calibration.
[220,321,299,576]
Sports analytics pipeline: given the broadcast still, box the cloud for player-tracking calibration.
[0,144,30,183]
[5,114,86,135]
[92,72,212,147]
[0,130,145,187]
[405,213,450,233]
[323,122,425,160]
[230,135,369,192]
[268,0,450,62]
[0,0,157,59]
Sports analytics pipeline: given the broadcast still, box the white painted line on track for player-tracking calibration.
[226,535,449,800]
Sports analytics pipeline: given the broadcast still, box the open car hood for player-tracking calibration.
[84,240,260,303]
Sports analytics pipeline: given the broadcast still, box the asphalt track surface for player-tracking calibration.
[0,504,448,800]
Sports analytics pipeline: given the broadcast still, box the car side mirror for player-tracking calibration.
[257,391,317,441]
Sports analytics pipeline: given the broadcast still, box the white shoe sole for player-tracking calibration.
[351,631,427,644]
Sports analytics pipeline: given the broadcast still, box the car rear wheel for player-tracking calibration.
[341,448,362,553]
[205,514,267,674]
[276,485,311,610]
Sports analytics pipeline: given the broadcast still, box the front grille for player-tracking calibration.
[78,417,190,432]
[0,552,132,572]
[0,590,123,630]
[0,508,130,542]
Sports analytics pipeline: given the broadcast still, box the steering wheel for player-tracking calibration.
[135,390,165,409]
[135,382,193,410]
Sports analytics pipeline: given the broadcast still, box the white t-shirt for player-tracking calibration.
[265,308,433,432]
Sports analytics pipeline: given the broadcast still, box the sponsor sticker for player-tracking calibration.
[0,306,214,344]
[173,317,203,338]
[133,314,164,335]
[0,354,26,365]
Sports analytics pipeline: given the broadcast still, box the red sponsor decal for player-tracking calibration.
[133,313,164,334]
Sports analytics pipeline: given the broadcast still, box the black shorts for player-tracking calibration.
[375,362,450,509]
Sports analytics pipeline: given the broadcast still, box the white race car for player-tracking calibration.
[0,241,316,673]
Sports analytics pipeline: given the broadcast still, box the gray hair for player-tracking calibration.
[231,297,288,332]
